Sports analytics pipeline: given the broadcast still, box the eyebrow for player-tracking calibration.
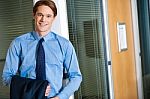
[36,12,53,16]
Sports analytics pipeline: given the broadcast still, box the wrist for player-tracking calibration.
[55,96,60,99]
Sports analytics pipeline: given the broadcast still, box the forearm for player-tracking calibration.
[57,75,82,99]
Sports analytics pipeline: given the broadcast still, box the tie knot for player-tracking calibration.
[39,38,44,43]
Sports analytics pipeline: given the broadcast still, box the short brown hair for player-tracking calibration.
[33,0,57,17]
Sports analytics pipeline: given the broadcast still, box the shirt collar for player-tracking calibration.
[32,31,55,42]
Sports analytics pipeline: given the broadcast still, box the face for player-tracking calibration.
[33,5,55,36]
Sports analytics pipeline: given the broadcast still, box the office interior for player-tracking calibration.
[0,0,150,99]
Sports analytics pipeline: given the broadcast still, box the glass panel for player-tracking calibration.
[0,0,33,60]
[137,0,150,99]
[66,0,109,99]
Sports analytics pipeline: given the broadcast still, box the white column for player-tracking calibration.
[51,0,69,40]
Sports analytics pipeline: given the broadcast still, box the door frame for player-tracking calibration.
[102,0,114,99]
[131,0,144,99]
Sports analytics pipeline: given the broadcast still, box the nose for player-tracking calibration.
[41,15,46,22]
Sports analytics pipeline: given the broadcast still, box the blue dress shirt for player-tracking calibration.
[2,31,82,99]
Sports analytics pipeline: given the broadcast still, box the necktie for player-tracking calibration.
[36,38,46,80]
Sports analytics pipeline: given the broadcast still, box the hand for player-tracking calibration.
[50,96,60,99]
[45,85,50,96]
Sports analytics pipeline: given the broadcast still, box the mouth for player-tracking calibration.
[39,23,47,27]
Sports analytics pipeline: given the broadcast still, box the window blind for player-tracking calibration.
[0,0,33,60]
[66,0,109,99]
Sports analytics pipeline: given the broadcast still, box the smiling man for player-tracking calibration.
[2,0,82,99]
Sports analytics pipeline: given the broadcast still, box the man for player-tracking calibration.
[2,0,82,99]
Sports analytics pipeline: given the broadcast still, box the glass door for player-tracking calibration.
[66,0,110,99]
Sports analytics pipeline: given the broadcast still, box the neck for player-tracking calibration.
[38,32,48,37]
[35,30,51,37]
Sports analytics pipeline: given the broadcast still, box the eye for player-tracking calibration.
[47,14,52,18]
[37,13,43,17]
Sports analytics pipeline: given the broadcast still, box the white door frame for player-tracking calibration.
[102,0,114,99]
[131,0,144,99]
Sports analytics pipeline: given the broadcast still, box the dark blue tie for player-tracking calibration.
[36,38,46,80]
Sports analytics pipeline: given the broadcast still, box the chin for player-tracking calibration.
[38,29,48,32]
